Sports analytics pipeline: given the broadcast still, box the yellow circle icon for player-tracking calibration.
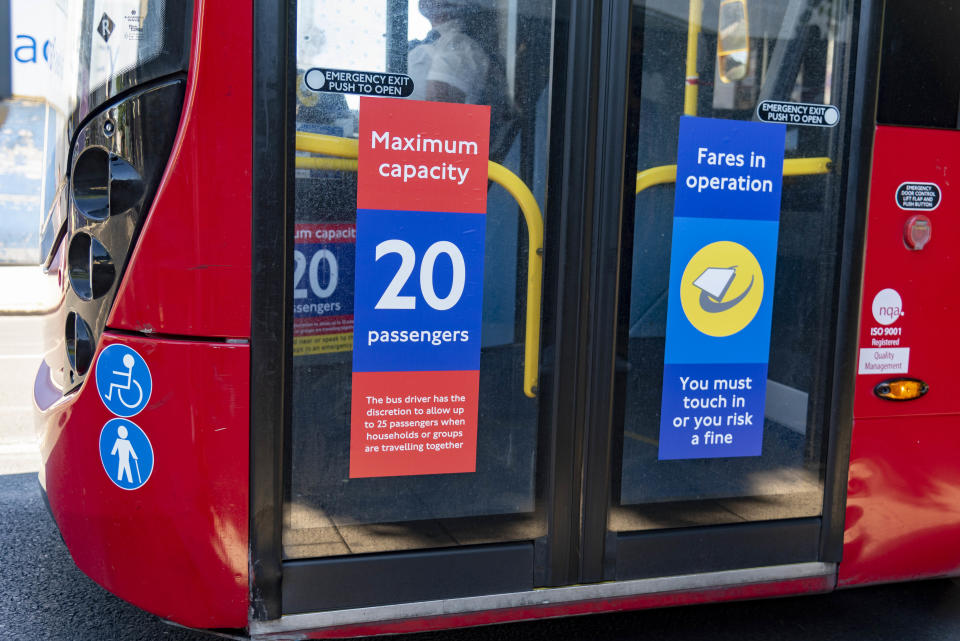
[679,241,764,337]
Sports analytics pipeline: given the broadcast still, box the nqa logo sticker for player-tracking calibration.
[658,116,785,460]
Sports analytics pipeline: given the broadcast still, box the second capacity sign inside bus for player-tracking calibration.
[349,97,490,478]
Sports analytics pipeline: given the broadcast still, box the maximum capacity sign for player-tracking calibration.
[350,97,490,478]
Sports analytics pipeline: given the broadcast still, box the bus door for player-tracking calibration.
[251,0,559,618]
[250,0,878,625]
[591,0,875,584]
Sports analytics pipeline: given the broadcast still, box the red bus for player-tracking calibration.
[33,0,960,637]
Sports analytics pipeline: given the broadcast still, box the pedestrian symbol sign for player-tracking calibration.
[99,418,154,490]
[95,344,152,417]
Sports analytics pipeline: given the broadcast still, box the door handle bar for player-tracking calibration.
[295,131,544,398]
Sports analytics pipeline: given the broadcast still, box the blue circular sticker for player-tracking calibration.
[95,344,152,417]
[99,418,154,490]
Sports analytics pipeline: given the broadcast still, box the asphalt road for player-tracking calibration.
[0,316,44,474]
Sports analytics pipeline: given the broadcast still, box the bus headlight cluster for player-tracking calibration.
[67,232,116,301]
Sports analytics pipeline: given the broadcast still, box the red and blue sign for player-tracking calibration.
[658,116,785,460]
[293,222,355,355]
[350,97,490,478]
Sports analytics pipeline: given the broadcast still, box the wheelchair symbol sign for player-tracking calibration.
[95,344,152,417]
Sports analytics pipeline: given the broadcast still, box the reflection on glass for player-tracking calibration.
[719,49,749,83]
[717,0,749,82]
[718,0,748,50]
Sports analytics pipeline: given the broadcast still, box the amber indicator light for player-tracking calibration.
[874,377,929,401]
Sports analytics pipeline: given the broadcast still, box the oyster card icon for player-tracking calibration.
[693,266,754,313]
[679,240,764,337]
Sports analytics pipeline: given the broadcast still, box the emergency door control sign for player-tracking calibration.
[350,97,490,478]
[658,116,785,460]
[895,182,941,211]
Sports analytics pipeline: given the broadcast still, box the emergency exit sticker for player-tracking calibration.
[304,67,415,98]
[756,100,839,127]
[350,97,490,478]
[658,117,785,460]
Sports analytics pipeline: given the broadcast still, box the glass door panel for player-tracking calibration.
[286,0,555,561]
[613,0,856,536]
[272,0,871,607]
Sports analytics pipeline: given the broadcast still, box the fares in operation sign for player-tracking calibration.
[658,116,786,460]
[350,97,490,478]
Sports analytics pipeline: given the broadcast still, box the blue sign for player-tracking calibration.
[95,344,152,417]
[294,238,355,320]
[352,209,486,374]
[658,117,785,460]
[99,418,155,490]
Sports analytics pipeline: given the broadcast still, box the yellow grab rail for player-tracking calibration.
[782,156,833,177]
[636,164,679,194]
[636,156,832,194]
[298,157,358,171]
[295,131,544,399]
[684,0,703,116]
[486,161,544,399]
[297,132,359,158]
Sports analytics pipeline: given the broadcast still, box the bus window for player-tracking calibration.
[612,0,855,536]
[286,0,553,560]
[876,0,960,129]
[39,0,191,394]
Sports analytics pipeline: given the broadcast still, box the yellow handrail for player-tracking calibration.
[295,131,544,398]
[782,156,833,177]
[298,157,358,171]
[297,132,359,157]
[636,156,832,194]
[487,161,543,399]
[684,0,703,116]
[636,165,678,194]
